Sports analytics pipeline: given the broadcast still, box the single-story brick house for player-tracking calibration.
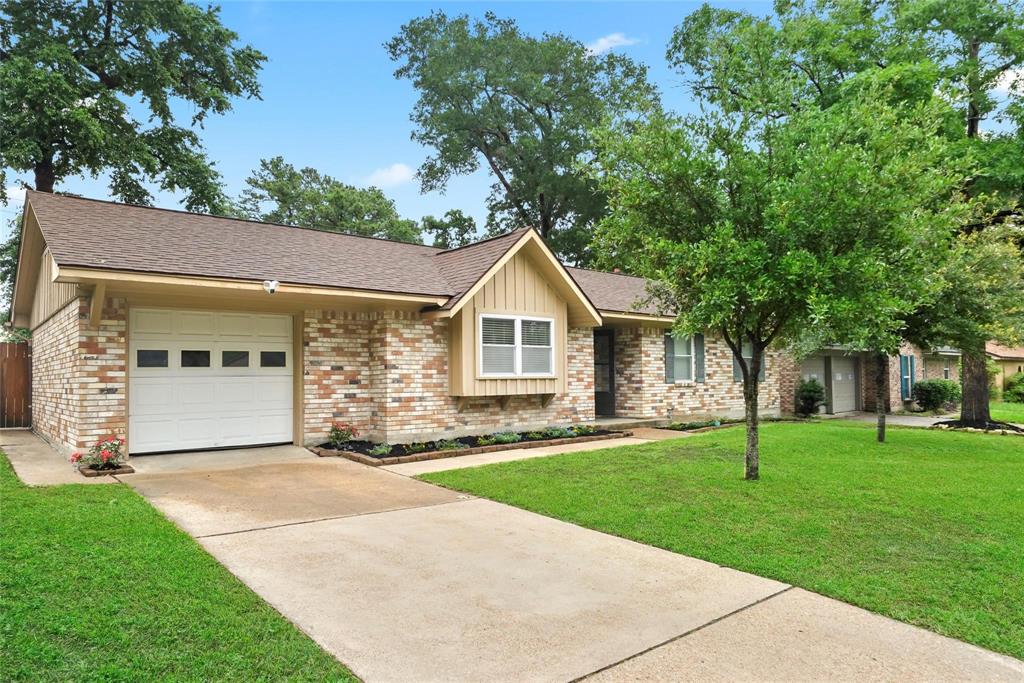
[10,191,801,455]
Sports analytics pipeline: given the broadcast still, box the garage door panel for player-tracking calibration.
[255,315,292,339]
[129,308,293,454]
[832,357,858,413]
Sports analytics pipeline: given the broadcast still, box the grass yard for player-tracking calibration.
[422,421,1024,659]
[0,454,355,682]
[991,400,1024,424]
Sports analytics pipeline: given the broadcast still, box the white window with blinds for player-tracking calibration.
[672,335,694,381]
[479,314,554,377]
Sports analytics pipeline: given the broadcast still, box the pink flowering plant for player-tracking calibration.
[70,435,126,470]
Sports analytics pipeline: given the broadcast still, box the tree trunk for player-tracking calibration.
[966,38,981,139]
[743,352,761,481]
[959,347,991,426]
[874,352,888,443]
[34,158,55,193]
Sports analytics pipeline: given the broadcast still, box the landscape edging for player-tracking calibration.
[309,431,632,467]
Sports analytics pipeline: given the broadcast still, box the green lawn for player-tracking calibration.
[422,421,1024,659]
[0,454,355,682]
[991,400,1024,424]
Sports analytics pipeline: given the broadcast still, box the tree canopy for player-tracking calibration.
[386,11,660,264]
[421,209,478,249]
[592,72,966,478]
[0,0,265,210]
[234,157,422,243]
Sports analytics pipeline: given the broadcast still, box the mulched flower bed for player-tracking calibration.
[932,420,1024,435]
[312,428,629,467]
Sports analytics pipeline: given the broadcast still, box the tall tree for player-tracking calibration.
[592,82,965,479]
[421,209,478,249]
[899,0,1024,426]
[670,0,1024,428]
[236,157,421,244]
[386,11,660,264]
[0,0,264,210]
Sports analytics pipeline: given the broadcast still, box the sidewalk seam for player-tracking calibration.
[571,585,795,682]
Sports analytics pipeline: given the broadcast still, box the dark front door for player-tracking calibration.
[594,329,615,416]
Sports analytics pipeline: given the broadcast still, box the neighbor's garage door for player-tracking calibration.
[831,357,858,413]
[129,308,293,454]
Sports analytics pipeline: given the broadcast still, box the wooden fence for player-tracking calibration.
[0,342,31,428]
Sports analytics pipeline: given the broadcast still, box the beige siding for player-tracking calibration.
[30,250,79,330]
[450,251,568,397]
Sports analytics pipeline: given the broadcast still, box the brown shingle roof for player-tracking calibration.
[567,267,667,316]
[986,341,1024,360]
[27,190,452,297]
[26,191,666,317]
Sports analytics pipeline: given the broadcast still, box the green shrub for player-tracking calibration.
[572,424,597,436]
[544,426,575,439]
[476,434,498,446]
[406,442,428,454]
[493,432,522,444]
[1004,372,1024,403]
[795,379,826,417]
[368,442,391,457]
[912,379,962,410]
[526,431,546,440]
[436,439,465,451]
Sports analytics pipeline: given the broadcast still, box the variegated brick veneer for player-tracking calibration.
[302,310,594,445]
[31,296,127,454]
[613,327,786,419]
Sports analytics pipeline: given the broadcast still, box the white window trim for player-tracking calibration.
[478,313,556,379]
[671,334,695,383]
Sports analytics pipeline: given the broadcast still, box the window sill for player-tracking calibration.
[477,374,558,381]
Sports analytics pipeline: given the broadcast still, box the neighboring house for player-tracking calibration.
[9,192,793,456]
[986,342,1024,390]
[797,344,961,414]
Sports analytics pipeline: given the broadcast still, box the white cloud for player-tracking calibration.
[995,67,1023,94]
[3,186,26,206]
[364,163,415,189]
[586,32,640,56]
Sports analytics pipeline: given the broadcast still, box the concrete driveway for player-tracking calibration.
[122,446,1024,682]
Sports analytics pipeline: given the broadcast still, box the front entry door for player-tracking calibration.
[594,329,615,416]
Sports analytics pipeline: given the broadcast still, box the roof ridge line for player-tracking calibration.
[434,226,533,255]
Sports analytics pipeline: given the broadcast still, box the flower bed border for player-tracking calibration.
[310,431,632,466]
[79,464,135,478]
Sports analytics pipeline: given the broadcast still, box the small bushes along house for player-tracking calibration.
[912,379,962,411]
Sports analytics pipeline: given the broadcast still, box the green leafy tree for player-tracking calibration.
[421,209,478,249]
[386,11,660,264]
[670,0,1024,428]
[592,83,965,479]
[236,157,421,243]
[0,0,264,209]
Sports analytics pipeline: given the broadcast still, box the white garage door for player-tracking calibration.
[129,308,293,454]
[831,357,858,413]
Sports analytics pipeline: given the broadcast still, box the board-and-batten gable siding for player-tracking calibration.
[450,250,568,397]
[30,249,80,330]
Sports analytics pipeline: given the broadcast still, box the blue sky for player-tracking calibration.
[2,1,777,238]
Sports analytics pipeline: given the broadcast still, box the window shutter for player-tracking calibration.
[909,354,916,394]
[664,333,675,383]
[695,333,705,383]
[899,355,909,399]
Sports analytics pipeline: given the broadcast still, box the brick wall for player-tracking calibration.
[31,296,127,455]
[31,299,80,451]
[301,310,595,445]
[610,327,785,419]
